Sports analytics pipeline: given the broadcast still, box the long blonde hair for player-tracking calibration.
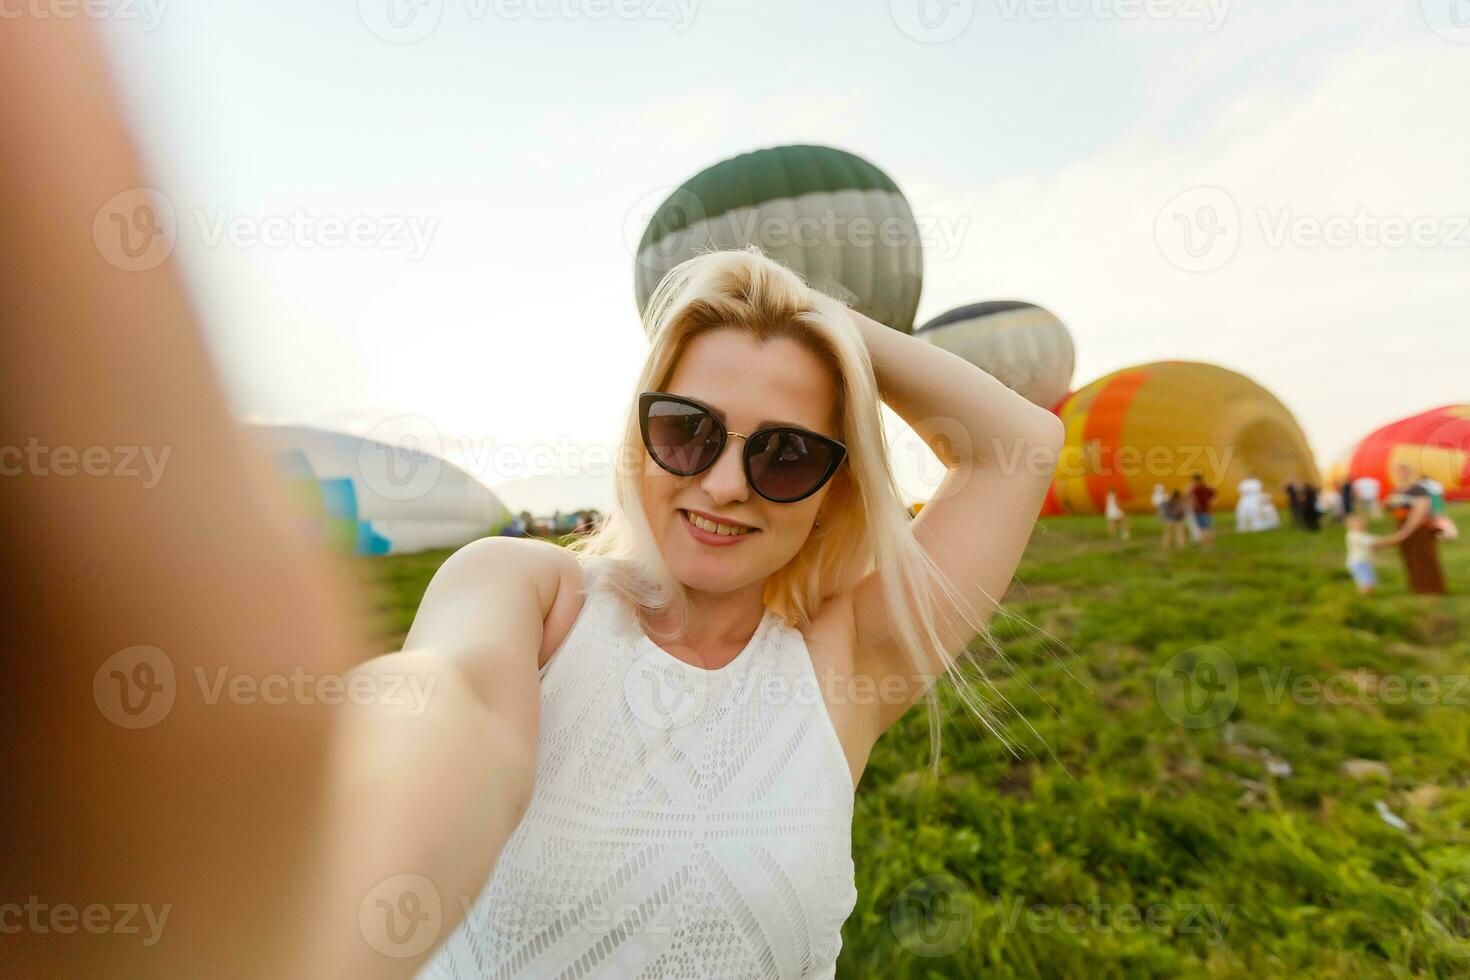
[569,246,1002,769]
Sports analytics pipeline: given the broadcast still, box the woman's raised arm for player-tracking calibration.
[845,309,1064,736]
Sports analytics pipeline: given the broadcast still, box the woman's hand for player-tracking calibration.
[0,18,548,979]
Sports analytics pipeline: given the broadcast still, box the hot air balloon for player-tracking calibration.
[635,144,923,332]
[914,301,1075,408]
[1327,405,1470,501]
[1047,361,1317,515]
[253,425,512,555]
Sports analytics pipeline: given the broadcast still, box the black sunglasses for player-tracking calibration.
[638,391,847,503]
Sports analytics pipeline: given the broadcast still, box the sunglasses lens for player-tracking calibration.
[645,399,722,474]
[746,429,837,501]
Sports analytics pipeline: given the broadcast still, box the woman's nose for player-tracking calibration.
[700,438,749,505]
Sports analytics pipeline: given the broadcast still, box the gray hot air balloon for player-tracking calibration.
[635,144,923,332]
[915,301,1076,408]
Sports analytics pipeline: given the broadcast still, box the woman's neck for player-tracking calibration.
[645,580,767,665]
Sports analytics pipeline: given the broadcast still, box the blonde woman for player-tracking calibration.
[5,21,1060,976]
[408,248,1063,977]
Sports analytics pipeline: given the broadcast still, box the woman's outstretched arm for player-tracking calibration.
[0,17,535,980]
[845,309,1064,735]
[1380,494,1432,545]
[311,537,572,977]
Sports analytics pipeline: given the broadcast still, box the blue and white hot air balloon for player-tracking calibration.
[253,425,511,556]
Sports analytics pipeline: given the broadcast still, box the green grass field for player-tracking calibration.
[353,505,1469,978]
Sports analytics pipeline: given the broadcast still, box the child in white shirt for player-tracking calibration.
[1344,513,1379,594]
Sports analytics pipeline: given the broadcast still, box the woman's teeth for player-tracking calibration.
[684,510,753,536]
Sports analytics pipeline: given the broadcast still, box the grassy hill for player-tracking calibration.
[353,504,1470,978]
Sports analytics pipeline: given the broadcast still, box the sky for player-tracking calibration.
[96,0,1467,511]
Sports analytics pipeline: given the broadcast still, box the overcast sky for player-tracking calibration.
[99,0,1466,509]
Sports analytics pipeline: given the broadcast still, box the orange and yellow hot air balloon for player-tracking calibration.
[1047,361,1317,515]
[1325,405,1470,500]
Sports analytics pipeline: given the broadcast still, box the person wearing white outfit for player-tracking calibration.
[1235,477,1280,532]
[402,249,1063,978]
[1105,490,1131,539]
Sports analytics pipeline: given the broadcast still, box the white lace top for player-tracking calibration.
[417,564,859,979]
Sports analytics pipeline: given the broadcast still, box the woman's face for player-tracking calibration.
[640,328,840,595]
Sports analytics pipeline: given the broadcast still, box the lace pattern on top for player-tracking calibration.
[417,565,857,979]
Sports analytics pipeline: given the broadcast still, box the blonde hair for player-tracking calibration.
[569,246,1002,770]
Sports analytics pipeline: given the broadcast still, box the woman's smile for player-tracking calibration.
[679,507,761,546]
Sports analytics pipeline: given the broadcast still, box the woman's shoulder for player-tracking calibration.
[438,535,581,585]
[435,537,590,666]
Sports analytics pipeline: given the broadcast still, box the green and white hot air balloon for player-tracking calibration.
[635,144,924,332]
[915,301,1076,409]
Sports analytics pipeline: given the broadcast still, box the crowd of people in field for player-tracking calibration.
[501,465,1456,597]
[1102,473,1220,551]
[1102,465,1455,595]
[497,509,602,539]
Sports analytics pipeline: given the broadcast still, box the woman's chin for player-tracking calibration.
[666,542,759,593]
